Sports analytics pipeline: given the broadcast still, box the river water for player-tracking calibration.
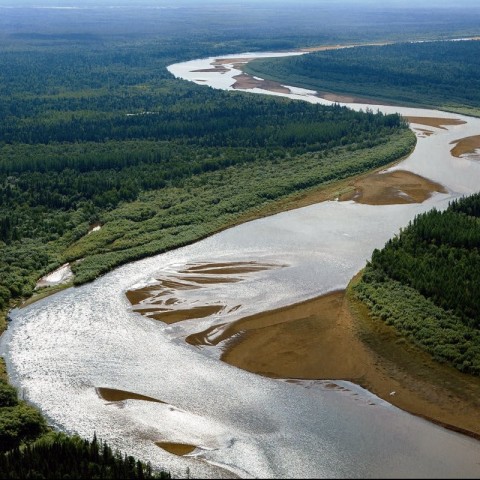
[2,50,480,478]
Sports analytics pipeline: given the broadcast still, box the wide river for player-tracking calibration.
[2,49,480,478]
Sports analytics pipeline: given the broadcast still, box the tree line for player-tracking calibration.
[354,193,480,375]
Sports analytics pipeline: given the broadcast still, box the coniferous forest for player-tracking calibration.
[1,1,480,478]
[245,40,480,117]
[354,193,480,376]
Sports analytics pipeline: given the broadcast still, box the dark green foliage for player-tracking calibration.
[0,432,170,479]
[354,194,480,375]
[0,404,47,453]
[0,383,17,408]
[245,40,480,115]
[0,33,413,311]
[0,377,47,453]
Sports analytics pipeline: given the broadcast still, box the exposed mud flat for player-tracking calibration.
[406,116,467,129]
[126,262,282,324]
[156,442,197,456]
[96,387,166,404]
[231,73,292,93]
[218,289,480,439]
[450,134,480,158]
[338,169,447,205]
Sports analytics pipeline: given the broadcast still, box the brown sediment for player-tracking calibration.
[214,57,254,65]
[405,116,466,129]
[156,442,197,456]
[126,262,282,324]
[179,262,279,275]
[147,305,224,324]
[186,291,348,358]
[316,91,394,106]
[218,287,480,439]
[338,169,447,205]
[414,128,434,137]
[96,387,165,404]
[160,279,201,290]
[299,41,393,53]
[450,134,480,158]
[231,73,291,93]
[175,276,241,285]
[191,65,230,73]
[125,288,164,305]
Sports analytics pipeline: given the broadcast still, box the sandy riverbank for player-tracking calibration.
[450,134,480,158]
[217,286,480,440]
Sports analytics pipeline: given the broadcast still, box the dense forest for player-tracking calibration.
[245,40,480,116]
[354,193,480,376]
[0,37,414,315]
[1,0,479,477]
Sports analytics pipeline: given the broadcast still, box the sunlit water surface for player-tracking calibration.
[2,50,480,479]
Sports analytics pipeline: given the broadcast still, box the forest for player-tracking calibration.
[245,40,480,116]
[0,38,414,314]
[1,0,479,477]
[354,193,480,376]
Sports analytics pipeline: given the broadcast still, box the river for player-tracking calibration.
[2,48,480,479]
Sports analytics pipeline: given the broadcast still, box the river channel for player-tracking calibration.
[2,48,480,478]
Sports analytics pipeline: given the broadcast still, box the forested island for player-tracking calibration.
[245,40,480,117]
[1,0,480,478]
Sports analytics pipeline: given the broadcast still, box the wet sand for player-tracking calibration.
[231,73,292,93]
[450,134,480,158]
[338,169,447,205]
[125,254,480,438]
[96,387,165,404]
[405,116,466,129]
[219,288,480,439]
[126,262,281,324]
[316,91,394,105]
[414,127,434,137]
[156,442,197,456]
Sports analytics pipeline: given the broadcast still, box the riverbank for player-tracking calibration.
[218,276,480,440]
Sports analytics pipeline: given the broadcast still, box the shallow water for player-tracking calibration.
[2,49,480,478]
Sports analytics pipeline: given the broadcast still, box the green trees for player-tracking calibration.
[0,35,413,312]
[245,40,480,115]
[355,193,480,375]
[0,373,47,454]
[0,432,170,479]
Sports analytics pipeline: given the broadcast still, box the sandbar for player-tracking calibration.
[338,169,447,205]
[450,134,480,158]
[96,387,165,404]
[231,73,291,93]
[156,442,197,456]
[405,116,466,129]
[219,289,480,439]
